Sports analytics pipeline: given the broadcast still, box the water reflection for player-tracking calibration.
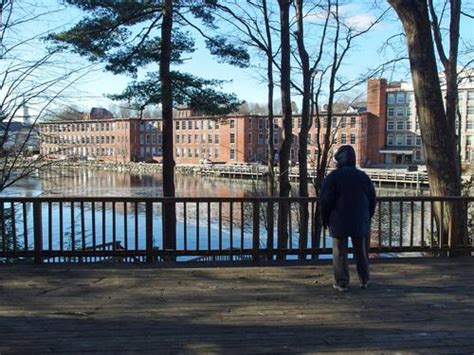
[2,167,427,197]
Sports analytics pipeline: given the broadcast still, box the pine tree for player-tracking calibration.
[49,0,249,256]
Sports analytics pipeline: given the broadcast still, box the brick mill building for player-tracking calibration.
[39,78,473,167]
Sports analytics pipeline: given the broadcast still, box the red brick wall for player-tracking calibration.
[366,79,387,165]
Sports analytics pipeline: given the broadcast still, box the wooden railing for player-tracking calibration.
[0,196,472,263]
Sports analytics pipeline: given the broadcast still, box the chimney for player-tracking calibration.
[23,105,31,125]
[366,79,387,165]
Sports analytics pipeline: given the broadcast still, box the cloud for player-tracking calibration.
[345,13,378,30]
[305,3,382,31]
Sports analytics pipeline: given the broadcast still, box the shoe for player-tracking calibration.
[333,284,348,292]
[360,281,370,289]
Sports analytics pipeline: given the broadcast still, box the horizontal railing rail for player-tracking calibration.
[0,196,472,264]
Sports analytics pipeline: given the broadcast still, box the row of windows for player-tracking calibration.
[255,116,359,130]
[387,106,413,117]
[387,120,416,131]
[42,147,125,156]
[176,134,220,144]
[42,122,128,133]
[140,134,162,145]
[42,135,120,145]
[387,92,414,105]
[387,134,421,146]
[175,120,220,130]
[175,147,220,159]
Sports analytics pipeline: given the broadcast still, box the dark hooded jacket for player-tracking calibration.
[320,145,376,238]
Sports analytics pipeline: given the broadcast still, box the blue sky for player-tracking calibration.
[8,1,474,113]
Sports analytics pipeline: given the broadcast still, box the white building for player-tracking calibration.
[382,70,474,166]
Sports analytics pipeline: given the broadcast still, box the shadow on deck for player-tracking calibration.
[1,257,473,353]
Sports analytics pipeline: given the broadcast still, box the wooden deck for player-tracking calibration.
[1,258,474,353]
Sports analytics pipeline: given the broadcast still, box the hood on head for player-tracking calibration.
[334,145,356,168]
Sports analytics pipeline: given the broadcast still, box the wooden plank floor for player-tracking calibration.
[1,258,474,354]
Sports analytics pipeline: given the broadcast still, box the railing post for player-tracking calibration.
[252,201,260,262]
[146,201,153,263]
[33,201,43,264]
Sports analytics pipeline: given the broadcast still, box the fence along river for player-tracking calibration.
[1,168,471,263]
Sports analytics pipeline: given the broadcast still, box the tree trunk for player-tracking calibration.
[161,0,176,258]
[388,0,467,254]
[277,0,292,260]
[263,0,275,199]
[295,0,310,259]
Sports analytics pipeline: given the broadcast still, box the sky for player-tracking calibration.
[5,0,474,116]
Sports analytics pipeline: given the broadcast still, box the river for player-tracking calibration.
[2,166,424,197]
[1,167,430,261]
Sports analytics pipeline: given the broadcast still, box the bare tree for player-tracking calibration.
[0,1,91,192]
[290,0,387,257]
[214,0,278,196]
[387,0,469,253]
[277,0,292,259]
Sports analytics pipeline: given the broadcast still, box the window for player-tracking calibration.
[196,120,201,129]
[176,135,180,143]
[195,148,199,157]
[341,116,346,128]
[176,121,180,130]
[350,134,356,144]
[387,93,396,104]
[188,121,192,129]
[467,120,474,130]
[258,132,264,144]
[397,121,404,130]
[413,150,421,161]
[396,135,404,146]
[397,93,405,104]
[273,133,279,145]
[230,133,235,144]
[416,136,422,146]
[388,107,395,117]
[215,134,219,144]
[258,119,264,130]
[341,133,347,144]
[208,120,212,129]
[215,121,219,129]
[406,120,412,130]
[387,121,394,130]
[406,106,412,116]
[208,134,212,143]
[466,135,473,146]
[323,117,329,128]
[188,135,191,143]
[188,148,192,157]
[195,134,198,143]
[230,148,235,160]
[215,148,219,158]
[397,107,405,117]
[248,132,252,143]
[230,120,235,129]
[176,148,180,157]
[406,135,413,146]
[332,117,337,128]
[145,135,150,144]
[350,116,356,128]
[388,134,394,145]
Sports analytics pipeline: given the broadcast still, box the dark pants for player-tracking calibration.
[332,236,370,287]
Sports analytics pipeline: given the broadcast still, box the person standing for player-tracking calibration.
[321,145,376,292]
